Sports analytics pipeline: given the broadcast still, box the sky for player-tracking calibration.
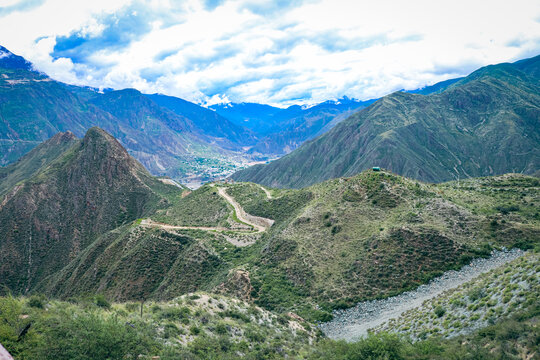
[1,0,540,107]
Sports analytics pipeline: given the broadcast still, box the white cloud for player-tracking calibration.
[0,0,539,106]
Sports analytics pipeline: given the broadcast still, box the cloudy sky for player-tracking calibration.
[1,0,540,106]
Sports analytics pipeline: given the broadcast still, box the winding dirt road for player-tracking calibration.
[141,186,274,235]
[258,185,273,199]
[217,187,274,232]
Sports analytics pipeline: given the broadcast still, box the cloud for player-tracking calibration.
[0,0,45,17]
[0,0,539,106]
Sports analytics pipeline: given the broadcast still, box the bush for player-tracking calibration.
[434,306,446,318]
[189,325,201,335]
[468,287,486,302]
[35,311,159,360]
[27,294,47,309]
[214,322,227,335]
[94,295,110,309]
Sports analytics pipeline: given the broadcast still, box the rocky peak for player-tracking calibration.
[48,131,77,145]
[78,127,149,179]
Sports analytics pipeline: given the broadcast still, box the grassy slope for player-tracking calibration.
[0,292,315,360]
[3,253,538,360]
[151,184,231,227]
[232,57,540,188]
[374,252,539,341]
[239,172,538,316]
[40,171,539,323]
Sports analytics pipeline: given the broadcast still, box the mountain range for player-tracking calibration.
[232,55,540,187]
[0,45,375,186]
[0,124,538,358]
[211,97,376,155]
[0,127,537,316]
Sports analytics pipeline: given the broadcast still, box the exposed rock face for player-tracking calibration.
[216,269,255,302]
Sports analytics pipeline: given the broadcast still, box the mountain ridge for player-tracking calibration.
[232,54,540,188]
[0,127,179,293]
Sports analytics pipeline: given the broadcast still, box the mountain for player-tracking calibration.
[0,46,258,184]
[0,131,78,196]
[0,131,537,358]
[248,97,376,155]
[0,127,179,293]
[210,102,290,135]
[212,97,375,155]
[0,45,33,71]
[34,166,539,321]
[0,57,118,165]
[406,77,464,95]
[147,93,257,147]
[232,55,540,188]
[0,128,537,359]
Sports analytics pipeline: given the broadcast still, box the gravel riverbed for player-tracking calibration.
[320,248,526,342]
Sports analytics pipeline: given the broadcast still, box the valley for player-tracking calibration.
[0,125,538,359]
[0,42,539,359]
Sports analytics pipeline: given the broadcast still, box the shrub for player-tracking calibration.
[27,294,47,309]
[189,325,201,335]
[468,287,486,302]
[434,306,446,318]
[331,225,342,235]
[35,311,158,360]
[94,295,110,309]
[214,322,227,335]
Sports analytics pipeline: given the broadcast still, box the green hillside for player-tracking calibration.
[0,129,538,359]
[37,167,540,322]
[0,127,180,293]
[232,56,540,188]
[0,292,316,359]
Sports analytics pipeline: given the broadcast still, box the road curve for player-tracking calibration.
[141,186,274,234]
[258,185,273,199]
[217,187,274,232]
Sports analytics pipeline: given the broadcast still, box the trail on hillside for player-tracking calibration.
[320,249,526,342]
[258,185,273,199]
[217,187,274,232]
[141,186,274,237]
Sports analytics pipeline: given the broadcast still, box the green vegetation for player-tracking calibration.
[15,165,538,324]
[373,252,539,341]
[227,182,313,223]
[152,184,231,227]
[310,301,539,359]
[0,293,315,359]
[0,127,181,293]
[2,287,538,359]
[233,55,540,188]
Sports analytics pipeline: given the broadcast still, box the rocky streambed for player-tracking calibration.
[320,248,526,342]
